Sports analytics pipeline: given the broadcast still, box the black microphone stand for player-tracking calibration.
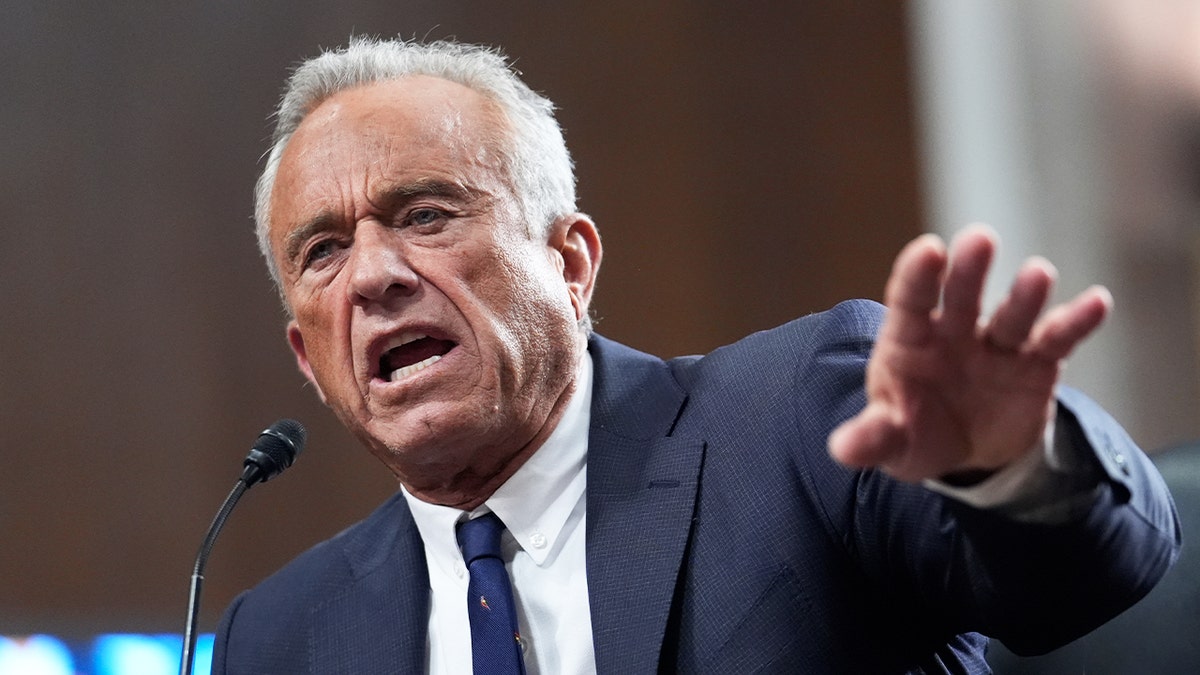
[180,478,248,675]
[178,419,304,675]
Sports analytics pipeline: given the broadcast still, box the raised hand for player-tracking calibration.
[828,224,1112,482]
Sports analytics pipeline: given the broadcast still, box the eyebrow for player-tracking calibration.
[282,214,336,267]
[281,178,484,266]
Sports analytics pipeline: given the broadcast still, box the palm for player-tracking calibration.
[829,226,1111,482]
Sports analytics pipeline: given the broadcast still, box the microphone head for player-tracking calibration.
[241,418,307,486]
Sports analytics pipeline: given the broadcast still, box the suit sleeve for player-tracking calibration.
[797,299,1181,656]
[944,389,1180,655]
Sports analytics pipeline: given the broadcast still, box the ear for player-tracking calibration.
[548,214,602,323]
[287,320,328,403]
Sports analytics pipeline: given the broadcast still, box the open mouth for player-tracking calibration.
[378,335,456,382]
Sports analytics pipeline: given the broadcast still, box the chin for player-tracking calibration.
[360,403,490,456]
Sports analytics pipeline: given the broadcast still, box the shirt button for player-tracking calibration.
[530,531,547,549]
[1112,451,1130,475]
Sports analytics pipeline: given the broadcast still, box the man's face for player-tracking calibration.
[267,76,597,498]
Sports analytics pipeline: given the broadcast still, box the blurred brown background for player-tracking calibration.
[0,1,1196,636]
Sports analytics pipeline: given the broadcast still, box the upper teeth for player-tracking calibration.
[386,333,428,350]
[389,354,441,382]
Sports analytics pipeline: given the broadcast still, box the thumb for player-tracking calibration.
[829,403,906,469]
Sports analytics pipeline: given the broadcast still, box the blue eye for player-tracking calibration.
[303,239,341,268]
[409,208,444,227]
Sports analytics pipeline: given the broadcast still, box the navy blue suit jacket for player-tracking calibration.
[213,300,1179,673]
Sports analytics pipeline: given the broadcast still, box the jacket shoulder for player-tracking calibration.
[667,299,883,389]
[211,493,420,673]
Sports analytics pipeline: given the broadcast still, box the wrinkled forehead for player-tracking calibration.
[290,75,509,158]
[271,76,515,214]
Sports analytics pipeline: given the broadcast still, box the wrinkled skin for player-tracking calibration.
[267,76,600,508]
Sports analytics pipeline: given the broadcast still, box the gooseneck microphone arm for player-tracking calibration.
[180,419,306,675]
[180,480,249,675]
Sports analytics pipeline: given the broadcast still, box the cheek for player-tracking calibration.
[481,253,567,323]
[290,289,352,369]
[291,274,349,329]
[501,266,579,361]
[435,239,576,358]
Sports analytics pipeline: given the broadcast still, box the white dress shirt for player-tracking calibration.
[403,355,596,675]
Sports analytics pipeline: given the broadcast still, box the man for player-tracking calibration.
[212,38,1179,673]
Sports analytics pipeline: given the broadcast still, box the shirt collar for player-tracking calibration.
[402,353,593,571]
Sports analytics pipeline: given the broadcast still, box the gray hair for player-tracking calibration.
[254,37,578,289]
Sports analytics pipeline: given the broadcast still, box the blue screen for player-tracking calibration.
[0,634,213,675]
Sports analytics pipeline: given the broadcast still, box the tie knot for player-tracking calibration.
[457,512,506,564]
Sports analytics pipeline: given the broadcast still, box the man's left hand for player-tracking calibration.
[828,224,1112,482]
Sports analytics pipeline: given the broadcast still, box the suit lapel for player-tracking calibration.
[309,495,430,674]
[586,336,704,673]
[301,336,703,673]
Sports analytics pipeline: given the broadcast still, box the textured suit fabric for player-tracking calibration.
[212,299,1179,674]
[988,442,1198,673]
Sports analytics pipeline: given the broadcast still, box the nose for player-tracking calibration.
[345,221,420,306]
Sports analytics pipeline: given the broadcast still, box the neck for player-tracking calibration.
[396,368,580,510]
[401,434,549,510]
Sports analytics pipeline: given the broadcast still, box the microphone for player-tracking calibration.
[241,418,306,486]
[180,419,307,675]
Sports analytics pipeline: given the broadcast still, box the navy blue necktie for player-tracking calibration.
[457,513,526,674]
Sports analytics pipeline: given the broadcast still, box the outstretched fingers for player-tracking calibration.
[939,225,997,340]
[982,256,1056,352]
[835,224,1115,481]
[1028,285,1113,361]
[881,225,1004,349]
[880,233,947,348]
